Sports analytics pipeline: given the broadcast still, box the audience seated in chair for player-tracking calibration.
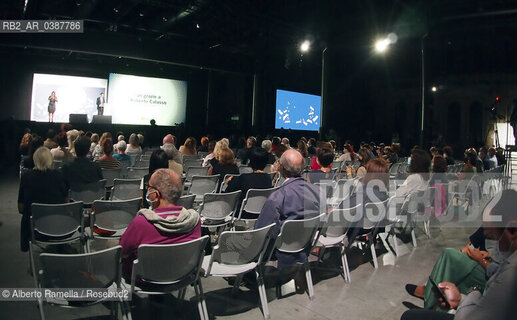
[113,140,131,163]
[307,147,334,184]
[119,168,201,280]
[61,135,103,190]
[209,147,239,186]
[125,133,142,157]
[95,138,120,169]
[142,150,170,208]
[395,149,431,197]
[18,147,68,252]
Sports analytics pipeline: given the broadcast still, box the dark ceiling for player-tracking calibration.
[3,0,517,74]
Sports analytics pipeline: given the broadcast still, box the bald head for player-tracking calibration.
[279,149,304,178]
[163,134,173,145]
[149,168,183,206]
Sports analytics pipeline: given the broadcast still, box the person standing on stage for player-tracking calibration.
[48,91,58,122]
[96,92,105,116]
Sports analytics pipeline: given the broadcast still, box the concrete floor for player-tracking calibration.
[0,166,492,320]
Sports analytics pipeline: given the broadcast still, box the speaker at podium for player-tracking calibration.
[91,115,112,124]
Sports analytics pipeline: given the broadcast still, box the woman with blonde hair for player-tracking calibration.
[66,129,80,156]
[209,147,239,184]
[179,137,197,156]
[18,147,68,252]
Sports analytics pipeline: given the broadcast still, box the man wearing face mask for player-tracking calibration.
[401,189,517,320]
[119,168,201,280]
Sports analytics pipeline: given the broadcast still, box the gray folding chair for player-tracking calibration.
[185,166,210,182]
[111,178,142,200]
[327,179,356,207]
[184,159,203,172]
[188,175,220,203]
[130,236,210,320]
[198,151,209,158]
[313,204,361,283]
[118,160,132,178]
[199,190,241,229]
[272,213,326,300]
[36,246,130,320]
[126,167,148,179]
[177,194,196,209]
[202,224,276,319]
[29,202,87,282]
[90,198,141,239]
[331,160,343,172]
[70,179,107,208]
[101,168,122,191]
[234,187,278,225]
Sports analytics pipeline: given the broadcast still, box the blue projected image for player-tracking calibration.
[275,89,321,131]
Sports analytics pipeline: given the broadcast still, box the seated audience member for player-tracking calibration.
[88,133,99,159]
[119,169,201,279]
[18,147,68,252]
[61,136,103,189]
[486,147,498,169]
[237,136,257,165]
[428,155,449,217]
[179,137,197,156]
[281,137,291,148]
[125,133,142,156]
[401,189,517,320]
[92,132,111,161]
[339,158,389,244]
[261,139,276,164]
[202,140,217,167]
[337,144,356,162]
[465,147,483,173]
[307,147,335,184]
[296,140,309,158]
[395,148,430,197]
[19,132,33,157]
[162,144,183,177]
[405,227,501,311]
[209,147,240,185]
[50,131,74,163]
[495,147,506,166]
[95,138,120,169]
[310,142,333,170]
[43,128,58,150]
[271,136,281,153]
[355,147,372,179]
[20,135,43,171]
[443,145,455,166]
[458,152,477,181]
[255,149,324,271]
[226,147,272,205]
[113,140,131,163]
[198,136,209,153]
[137,133,145,149]
[66,129,80,156]
[307,138,317,156]
[142,150,170,207]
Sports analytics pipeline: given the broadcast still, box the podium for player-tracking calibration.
[91,115,112,124]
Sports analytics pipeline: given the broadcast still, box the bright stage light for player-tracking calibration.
[374,39,390,53]
[300,40,310,52]
[431,86,437,92]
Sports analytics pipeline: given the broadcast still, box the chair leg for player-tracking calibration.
[198,280,209,320]
[232,274,244,295]
[411,229,418,247]
[304,261,315,300]
[340,246,350,283]
[393,234,399,257]
[37,296,45,320]
[370,243,378,269]
[193,281,207,320]
[256,270,270,319]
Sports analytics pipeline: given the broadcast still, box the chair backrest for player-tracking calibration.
[209,224,276,270]
[314,182,334,199]
[140,154,151,161]
[198,151,209,158]
[126,167,148,179]
[363,198,389,229]
[133,236,209,285]
[274,174,286,187]
[70,179,107,205]
[219,173,240,192]
[177,194,196,209]
[331,160,343,172]
[189,175,220,198]
[92,198,141,232]
[118,160,131,178]
[182,155,200,163]
[39,245,122,289]
[330,179,355,202]
[31,201,84,238]
[239,188,278,217]
[275,212,325,253]
[307,169,336,184]
[389,163,401,175]
[134,159,150,168]
[238,166,253,174]
[199,190,241,220]
[101,168,122,188]
[323,204,361,238]
[111,178,142,200]
[183,159,203,172]
[186,166,210,181]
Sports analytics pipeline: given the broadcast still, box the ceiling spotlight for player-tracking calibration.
[300,40,310,52]
[374,38,390,53]
[139,12,144,17]
[196,23,200,29]
[431,86,437,92]
[162,17,168,22]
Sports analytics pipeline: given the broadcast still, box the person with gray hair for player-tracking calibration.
[262,139,276,164]
[119,168,201,279]
[113,140,131,163]
[255,149,324,268]
[126,133,142,156]
[18,147,68,252]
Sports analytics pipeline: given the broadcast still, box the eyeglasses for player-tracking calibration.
[147,183,160,194]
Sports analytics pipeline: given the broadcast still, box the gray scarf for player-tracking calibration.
[137,207,199,234]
